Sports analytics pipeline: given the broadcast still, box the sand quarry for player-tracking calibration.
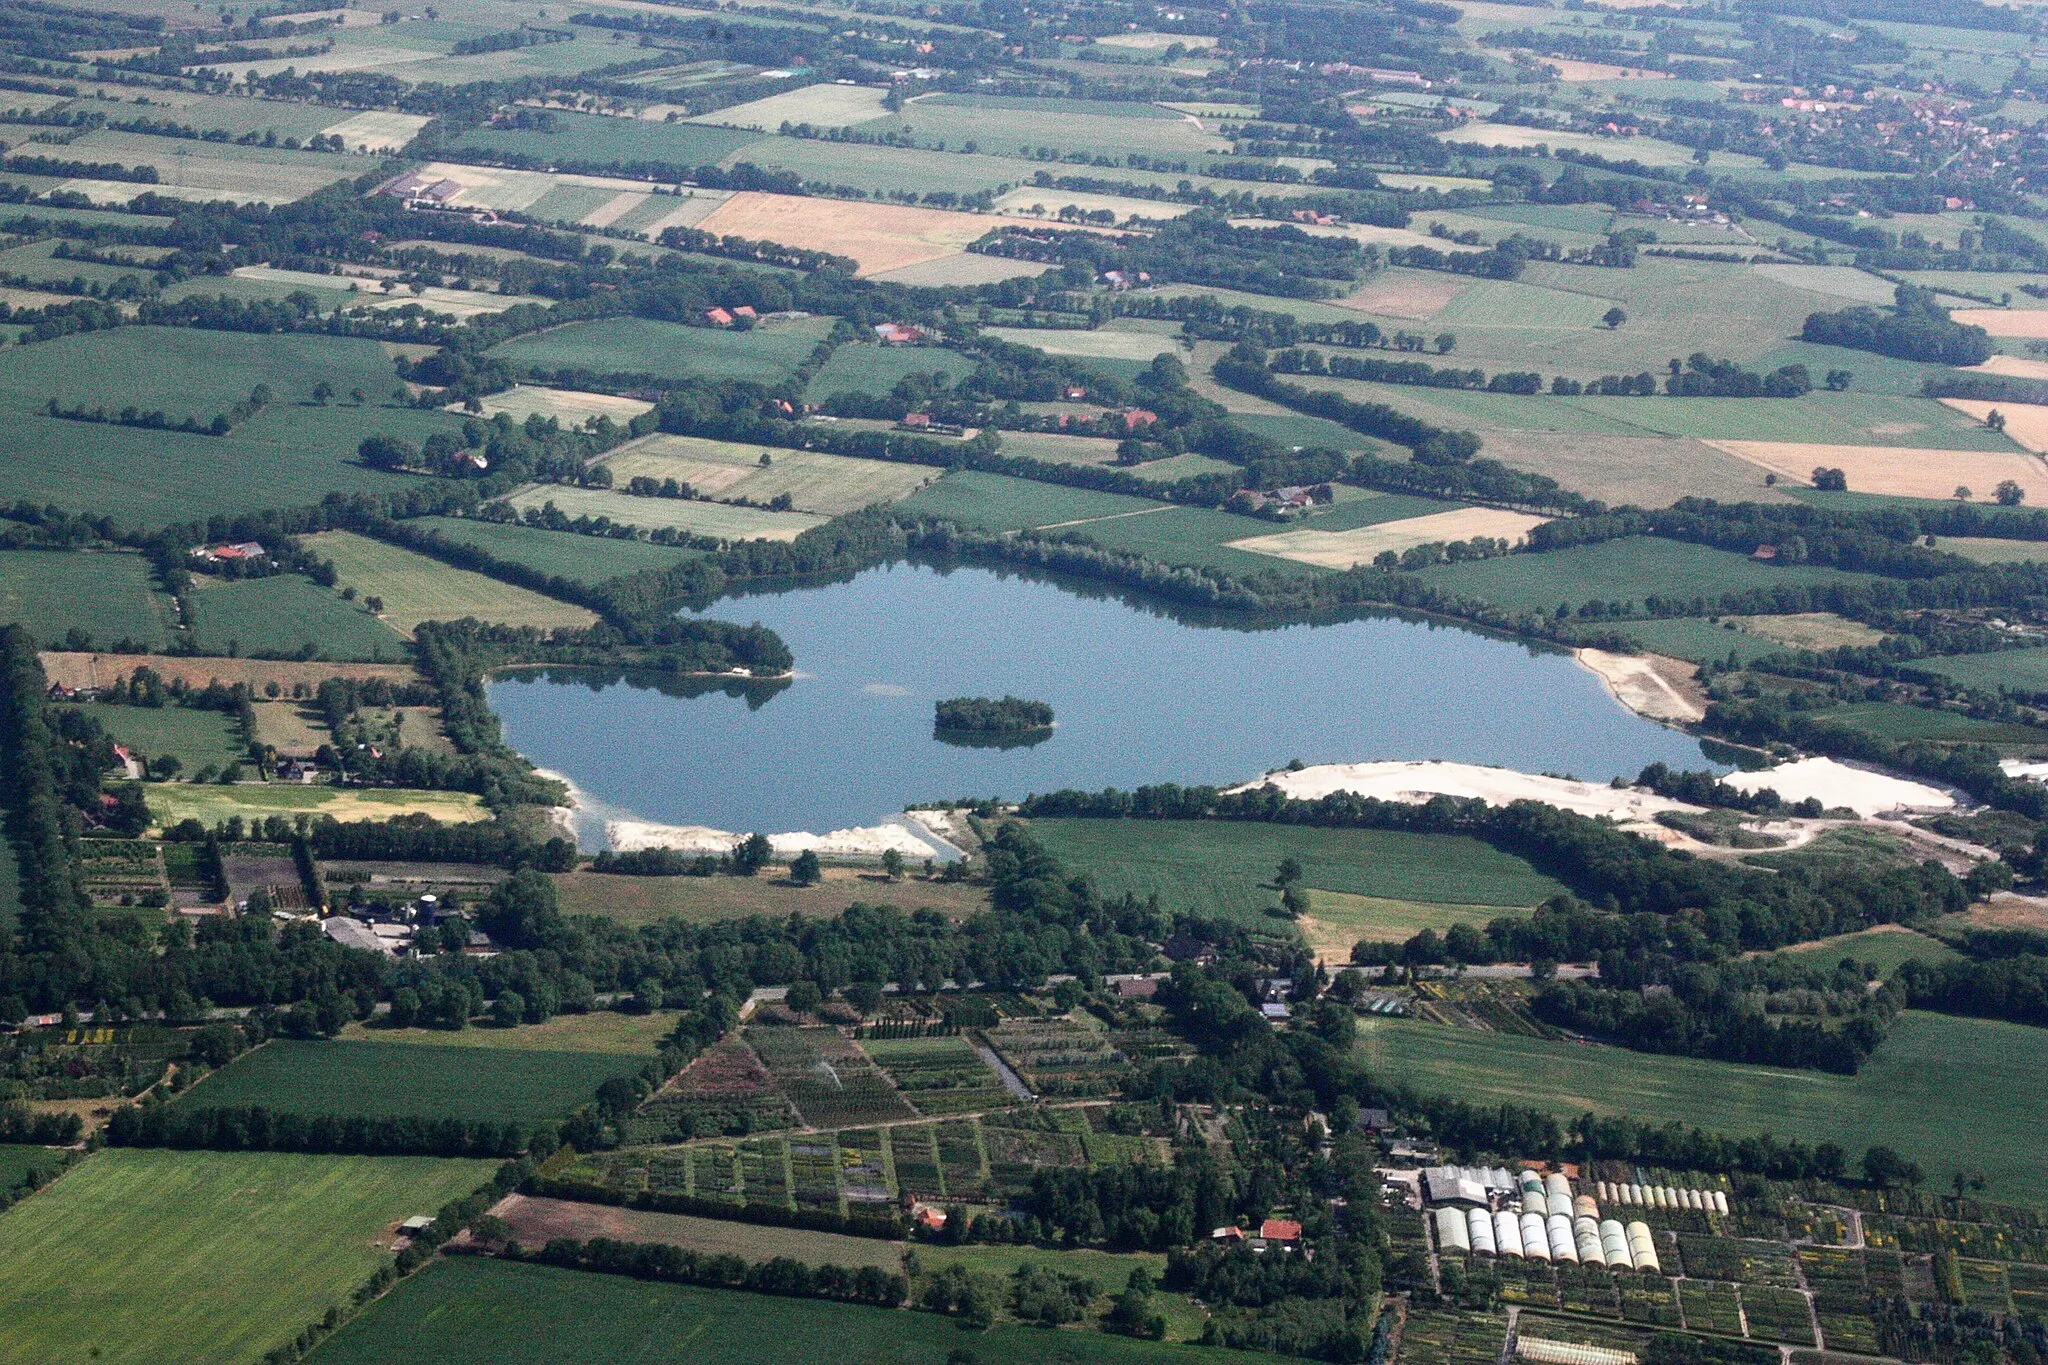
[1705,439,2048,503]
[1720,757,1954,816]
[1230,760,1706,831]
[608,819,939,860]
[1229,507,1550,570]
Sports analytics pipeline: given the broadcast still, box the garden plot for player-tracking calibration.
[862,1035,1016,1116]
[981,1114,1089,1192]
[745,1026,917,1128]
[628,1037,796,1144]
[459,384,655,426]
[1228,508,1548,570]
[696,83,891,129]
[983,1015,1125,1097]
[1705,440,2048,503]
[506,484,827,540]
[602,435,938,517]
[887,1124,945,1196]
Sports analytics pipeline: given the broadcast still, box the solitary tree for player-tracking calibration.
[881,848,905,880]
[1955,485,1972,502]
[1998,479,2026,506]
[789,849,821,885]
[1602,306,1627,329]
[1987,408,2008,432]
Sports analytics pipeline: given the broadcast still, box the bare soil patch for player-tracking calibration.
[1336,272,1467,319]
[1707,439,2048,503]
[484,1194,905,1268]
[666,1039,776,1099]
[1960,895,2048,934]
[1576,648,1705,723]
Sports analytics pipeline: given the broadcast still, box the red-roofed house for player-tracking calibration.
[732,305,757,319]
[704,307,735,327]
[1260,1219,1303,1246]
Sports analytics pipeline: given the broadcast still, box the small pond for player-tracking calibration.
[490,561,1716,840]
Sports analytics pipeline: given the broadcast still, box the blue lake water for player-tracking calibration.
[489,561,1716,837]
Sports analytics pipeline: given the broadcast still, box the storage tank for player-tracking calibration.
[1627,1221,1660,1273]
[1522,1212,1551,1261]
[1547,1213,1578,1262]
[1574,1194,1600,1221]
[1495,1210,1525,1257]
[1437,1207,1471,1253]
[1575,1217,1604,1265]
[1469,1208,1497,1256]
[1600,1219,1633,1269]
[1712,1190,1729,1215]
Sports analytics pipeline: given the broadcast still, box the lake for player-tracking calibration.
[490,561,1716,840]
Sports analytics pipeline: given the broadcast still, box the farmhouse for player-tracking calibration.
[704,308,735,327]
[874,322,927,345]
[191,541,267,566]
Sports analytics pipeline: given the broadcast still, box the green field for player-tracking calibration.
[802,344,967,402]
[57,702,245,772]
[1076,504,1335,577]
[0,1147,494,1365]
[898,468,1167,529]
[185,575,410,662]
[449,112,760,174]
[1617,617,1795,666]
[1913,646,2048,697]
[0,1143,64,1193]
[303,531,598,636]
[408,518,704,586]
[1304,890,1533,949]
[1356,1010,2048,1201]
[145,783,487,829]
[0,550,174,649]
[1811,701,2048,747]
[1769,927,1962,975]
[310,1257,1237,1365]
[1028,818,1565,925]
[492,317,833,384]
[1418,538,1883,614]
[504,484,827,540]
[0,327,409,417]
[183,1039,646,1128]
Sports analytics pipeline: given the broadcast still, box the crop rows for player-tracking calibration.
[788,1137,840,1209]
[860,1036,1013,1116]
[745,1027,917,1128]
[1740,1286,1817,1345]
[1679,1281,1744,1335]
[1676,1235,1802,1286]
[838,1129,888,1205]
[739,1138,791,1209]
[1398,1308,1506,1365]
[887,1124,945,1198]
[934,1120,987,1200]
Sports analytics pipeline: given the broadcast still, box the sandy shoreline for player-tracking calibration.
[1575,648,1706,724]
[1229,760,1705,831]
[609,819,940,861]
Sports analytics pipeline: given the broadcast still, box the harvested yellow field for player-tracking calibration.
[1952,308,2048,338]
[601,434,937,516]
[993,187,1192,222]
[1236,218,1440,250]
[1095,31,1218,49]
[39,652,418,692]
[1706,440,2048,503]
[1939,399,2048,455]
[318,109,429,153]
[147,783,488,830]
[694,82,890,129]
[1490,52,1674,80]
[1338,272,1467,319]
[1968,355,2048,381]
[1729,612,1887,650]
[302,530,598,636]
[459,385,656,426]
[1228,507,1549,569]
[506,484,826,540]
[693,191,995,276]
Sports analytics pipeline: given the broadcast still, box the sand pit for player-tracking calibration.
[1228,760,1703,830]
[609,819,938,860]
[1228,507,1549,569]
[693,191,1001,276]
[1720,757,1954,816]
[1939,399,2048,456]
[1952,308,2048,338]
[1337,272,1468,319]
[1576,649,1705,724]
[1705,439,2048,504]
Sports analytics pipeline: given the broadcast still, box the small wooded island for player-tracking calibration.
[932,695,1056,733]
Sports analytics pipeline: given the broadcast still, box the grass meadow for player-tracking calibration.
[1355,1010,2048,1201]
[303,531,598,636]
[802,343,967,402]
[57,702,244,771]
[898,469,1166,529]
[0,1148,494,1365]
[492,317,832,384]
[182,1039,647,1127]
[0,550,174,649]
[1417,538,1883,614]
[408,518,704,585]
[504,485,826,540]
[1027,818,1565,926]
[1769,926,1961,975]
[449,111,759,173]
[0,327,404,415]
[1077,504,1337,577]
[1617,617,1800,666]
[309,1257,1237,1365]
[185,575,411,661]
[1913,646,2048,696]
